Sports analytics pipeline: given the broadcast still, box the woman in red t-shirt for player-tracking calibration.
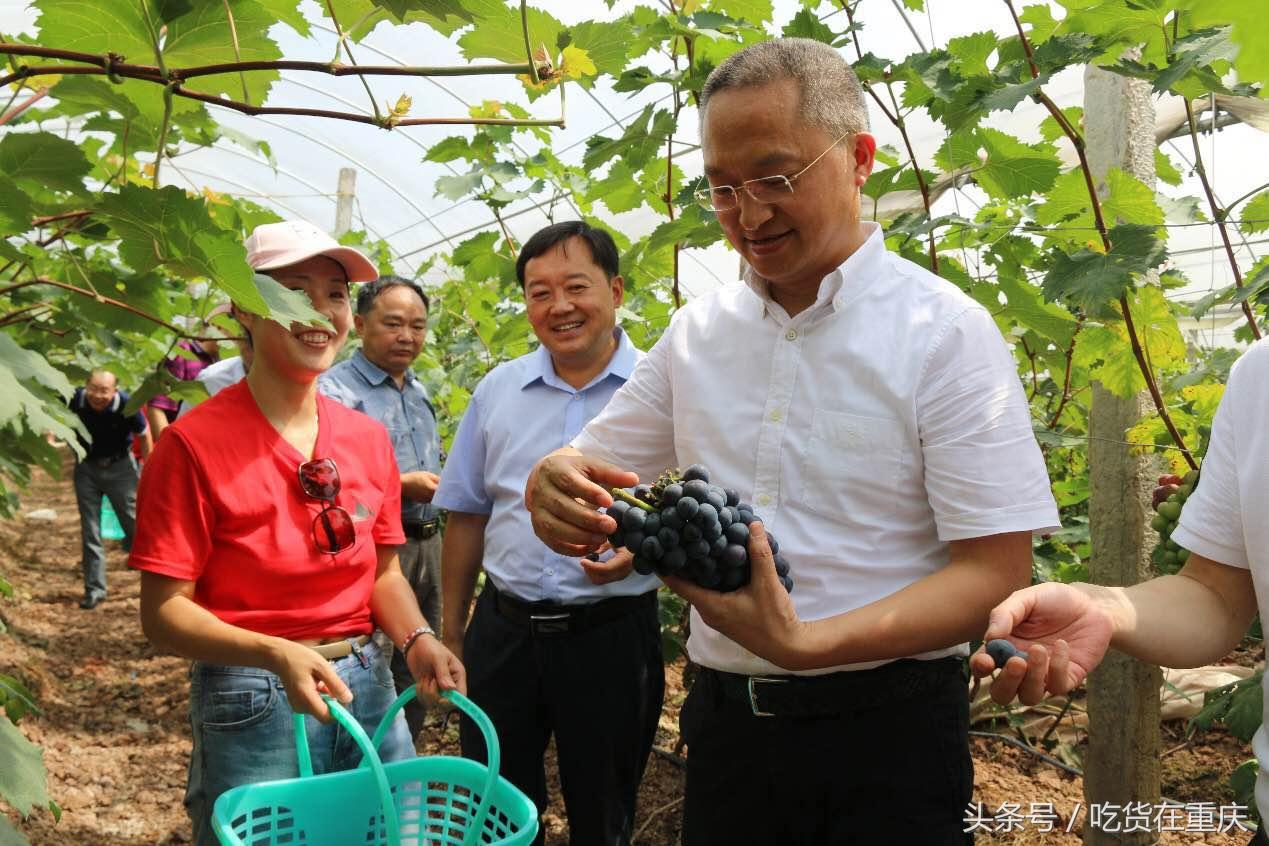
[130,224,464,846]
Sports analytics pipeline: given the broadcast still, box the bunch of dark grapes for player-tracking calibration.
[1151,469,1198,575]
[605,464,792,593]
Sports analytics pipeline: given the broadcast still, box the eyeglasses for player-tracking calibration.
[695,131,856,213]
[298,457,356,555]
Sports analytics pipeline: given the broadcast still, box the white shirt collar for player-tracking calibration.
[742,221,886,318]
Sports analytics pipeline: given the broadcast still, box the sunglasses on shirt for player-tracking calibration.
[297,458,356,555]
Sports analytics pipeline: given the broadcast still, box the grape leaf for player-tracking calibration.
[245,273,334,330]
[97,185,265,314]
[1103,168,1163,227]
[946,32,998,76]
[1056,1,1168,66]
[1243,192,1269,235]
[1074,324,1142,398]
[1155,149,1183,187]
[427,138,477,167]
[975,129,1060,200]
[569,20,633,81]
[1182,2,1267,101]
[708,0,774,23]
[0,133,91,196]
[0,335,73,399]
[450,232,514,288]
[162,0,283,106]
[781,8,834,43]
[32,0,155,64]
[1034,169,1093,228]
[0,712,50,816]
[434,168,485,202]
[458,0,565,65]
[253,0,309,35]
[583,106,675,173]
[996,269,1079,347]
[0,177,32,237]
[0,815,30,846]
[1019,4,1059,43]
[587,160,647,215]
[373,0,472,26]
[1041,224,1166,309]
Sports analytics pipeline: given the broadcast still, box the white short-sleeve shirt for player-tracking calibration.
[573,223,1060,676]
[1170,339,1269,818]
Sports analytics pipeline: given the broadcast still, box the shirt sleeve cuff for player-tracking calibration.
[935,502,1062,542]
[127,555,201,581]
[570,432,621,466]
[1170,525,1249,570]
[431,492,492,514]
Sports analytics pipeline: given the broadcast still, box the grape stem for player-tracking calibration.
[610,487,657,513]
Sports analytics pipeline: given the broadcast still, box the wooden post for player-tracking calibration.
[334,167,356,237]
[1082,65,1163,846]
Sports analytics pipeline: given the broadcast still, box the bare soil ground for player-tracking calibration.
[0,455,1258,845]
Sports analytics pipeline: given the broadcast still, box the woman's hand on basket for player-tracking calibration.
[270,639,355,723]
[406,634,468,703]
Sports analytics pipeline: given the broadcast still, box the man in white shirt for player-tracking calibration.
[972,339,1269,840]
[526,38,1059,844]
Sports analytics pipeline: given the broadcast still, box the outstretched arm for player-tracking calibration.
[970,554,1256,705]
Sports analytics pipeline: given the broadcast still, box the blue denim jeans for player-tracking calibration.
[185,637,415,846]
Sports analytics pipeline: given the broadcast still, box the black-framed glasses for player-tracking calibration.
[694,131,856,213]
[298,457,356,555]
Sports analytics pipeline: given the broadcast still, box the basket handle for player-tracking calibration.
[292,695,402,846]
[369,686,500,846]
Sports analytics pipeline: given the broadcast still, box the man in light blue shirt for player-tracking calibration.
[320,275,443,740]
[435,222,662,846]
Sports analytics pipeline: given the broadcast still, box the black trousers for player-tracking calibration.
[459,586,665,846]
[1250,824,1267,845]
[680,658,974,846]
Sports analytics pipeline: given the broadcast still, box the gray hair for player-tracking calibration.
[699,38,870,139]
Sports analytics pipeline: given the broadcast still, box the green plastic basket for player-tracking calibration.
[101,495,124,541]
[212,687,538,846]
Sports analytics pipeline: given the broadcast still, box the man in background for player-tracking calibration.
[70,369,151,609]
[321,275,443,741]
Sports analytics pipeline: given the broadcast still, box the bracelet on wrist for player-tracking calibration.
[399,624,436,657]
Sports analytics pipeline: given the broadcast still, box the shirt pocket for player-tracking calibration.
[794,410,905,522]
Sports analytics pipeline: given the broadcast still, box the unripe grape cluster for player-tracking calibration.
[1151,469,1198,575]
[606,464,792,593]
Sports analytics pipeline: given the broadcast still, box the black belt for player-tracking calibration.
[403,518,440,540]
[84,451,130,468]
[703,657,963,718]
[489,583,657,638]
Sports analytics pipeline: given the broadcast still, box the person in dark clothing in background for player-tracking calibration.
[70,369,151,609]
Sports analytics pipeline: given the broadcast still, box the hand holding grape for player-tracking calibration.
[526,448,639,556]
[969,581,1119,706]
[604,464,793,593]
[663,519,808,670]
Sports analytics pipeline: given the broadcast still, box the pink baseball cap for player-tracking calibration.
[245,220,378,282]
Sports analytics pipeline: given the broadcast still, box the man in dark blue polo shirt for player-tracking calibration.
[320,276,443,740]
[70,369,151,609]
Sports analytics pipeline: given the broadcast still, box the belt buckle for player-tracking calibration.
[529,612,570,637]
[747,675,788,717]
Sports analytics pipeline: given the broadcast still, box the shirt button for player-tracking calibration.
[785,329,798,341]
[769,410,782,422]
[757,494,771,506]
[546,569,554,576]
